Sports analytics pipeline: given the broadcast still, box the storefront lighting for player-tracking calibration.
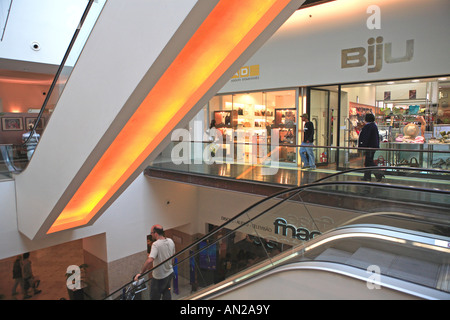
[47,0,299,234]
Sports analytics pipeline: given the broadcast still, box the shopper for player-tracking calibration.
[299,113,316,169]
[22,123,40,160]
[203,119,218,159]
[135,224,175,300]
[206,119,217,142]
[358,113,384,182]
[22,252,41,299]
[11,255,24,298]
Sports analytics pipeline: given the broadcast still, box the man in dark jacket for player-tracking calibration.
[299,113,316,169]
[358,113,383,181]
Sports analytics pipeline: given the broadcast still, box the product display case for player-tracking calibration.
[274,108,296,144]
[374,113,450,169]
[273,108,297,162]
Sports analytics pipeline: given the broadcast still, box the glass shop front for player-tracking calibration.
[200,75,450,169]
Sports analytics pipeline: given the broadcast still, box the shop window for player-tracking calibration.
[206,89,297,163]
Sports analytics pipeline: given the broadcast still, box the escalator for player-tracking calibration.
[0,144,27,180]
[0,145,15,179]
[105,167,450,300]
[197,226,450,300]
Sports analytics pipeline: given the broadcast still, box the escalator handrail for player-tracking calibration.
[19,0,95,149]
[104,167,450,299]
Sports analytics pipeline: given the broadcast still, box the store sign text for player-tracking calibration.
[273,218,321,241]
[231,64,260,82]
[341,37,414,73]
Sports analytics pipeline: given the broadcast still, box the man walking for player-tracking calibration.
[299,113,316,169]
[358,113,383,182]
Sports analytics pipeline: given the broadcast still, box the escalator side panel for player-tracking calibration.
[213,268,421,300]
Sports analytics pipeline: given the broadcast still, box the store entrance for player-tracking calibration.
[308,87,339,167]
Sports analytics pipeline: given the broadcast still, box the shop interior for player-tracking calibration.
[207,90,299,164]
[203,76,450,170]
[335,76,450,169]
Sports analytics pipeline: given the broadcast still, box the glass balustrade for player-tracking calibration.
[149,140,450,189]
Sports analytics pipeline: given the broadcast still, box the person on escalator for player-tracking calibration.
[22,123,40,161]
[135,224,175,300]
[358,113,384,182]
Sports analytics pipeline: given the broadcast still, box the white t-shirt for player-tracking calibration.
[149,238,175,279]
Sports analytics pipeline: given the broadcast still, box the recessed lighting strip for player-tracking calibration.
[47,0,294,233]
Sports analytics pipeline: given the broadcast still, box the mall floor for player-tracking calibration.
[0,239,84,300]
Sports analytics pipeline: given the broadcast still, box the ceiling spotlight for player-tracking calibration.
[31,41,41,51]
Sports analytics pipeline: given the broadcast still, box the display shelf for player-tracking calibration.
[373,142,450,169]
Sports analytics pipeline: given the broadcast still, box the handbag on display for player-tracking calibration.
[374,155,386,166]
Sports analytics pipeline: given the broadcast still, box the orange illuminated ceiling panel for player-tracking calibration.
[48,0,294,234]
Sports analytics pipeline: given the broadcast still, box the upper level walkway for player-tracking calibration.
[145,141,450,195]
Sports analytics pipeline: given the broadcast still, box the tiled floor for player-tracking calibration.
[0,240,84,300]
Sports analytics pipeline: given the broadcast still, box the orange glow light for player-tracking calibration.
[48,0,292,234]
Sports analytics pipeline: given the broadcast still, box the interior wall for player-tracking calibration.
[0,0,102,67]
[219,0,450,93]
[99,175,200,263]
[0,81,48,114]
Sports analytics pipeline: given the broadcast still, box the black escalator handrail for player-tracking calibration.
[19,0,95,148]
[104,169,450,299]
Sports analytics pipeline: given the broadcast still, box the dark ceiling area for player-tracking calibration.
[299,0,336,9]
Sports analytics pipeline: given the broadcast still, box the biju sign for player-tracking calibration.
[341,37,414,73]
[341,5,414,73]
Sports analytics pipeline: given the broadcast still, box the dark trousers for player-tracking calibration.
[364,150,382,180]
[150,273,173,300]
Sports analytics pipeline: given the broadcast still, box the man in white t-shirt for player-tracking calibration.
[135,224,175,300]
